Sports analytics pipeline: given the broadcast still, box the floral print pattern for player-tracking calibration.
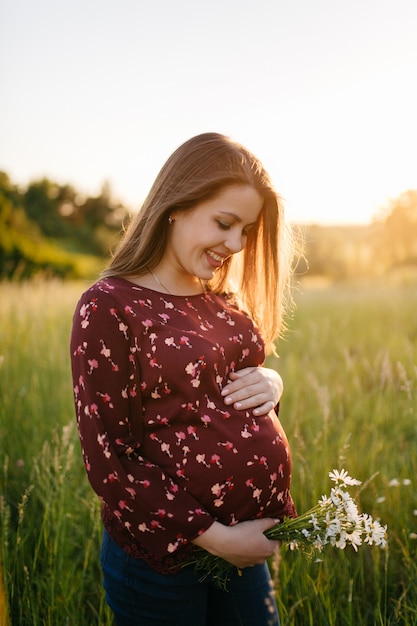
[70,277,295,572]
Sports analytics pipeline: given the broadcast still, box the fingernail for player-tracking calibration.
[234,402,242,409]
[224,396,232,405]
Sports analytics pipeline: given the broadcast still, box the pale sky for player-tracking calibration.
[1,0,416,225]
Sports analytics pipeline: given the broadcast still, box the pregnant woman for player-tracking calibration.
[70,132,297,626]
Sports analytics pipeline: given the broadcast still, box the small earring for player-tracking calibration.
[168,215,174,224]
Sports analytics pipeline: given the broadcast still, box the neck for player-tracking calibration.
[148,268,206,296]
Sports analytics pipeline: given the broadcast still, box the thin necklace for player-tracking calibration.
[148,268,205,295]
[149,269,172,294]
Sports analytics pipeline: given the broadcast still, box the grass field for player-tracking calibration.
[0,278,416,625]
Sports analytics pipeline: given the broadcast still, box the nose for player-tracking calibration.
[224,229,246,254]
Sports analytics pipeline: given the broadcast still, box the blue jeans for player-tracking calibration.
[100,530,280,626]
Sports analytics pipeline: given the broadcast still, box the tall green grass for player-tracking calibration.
[0,280,112,625]
[0,279,416,625]
[272,281,417,625]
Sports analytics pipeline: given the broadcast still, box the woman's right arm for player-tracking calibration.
[70,287,215,559]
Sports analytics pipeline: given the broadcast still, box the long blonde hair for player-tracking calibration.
[102,133,294,352]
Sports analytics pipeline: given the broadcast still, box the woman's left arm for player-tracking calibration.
[221,366,283,416]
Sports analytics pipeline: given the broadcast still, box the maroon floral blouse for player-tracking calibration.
[70,277,296,572]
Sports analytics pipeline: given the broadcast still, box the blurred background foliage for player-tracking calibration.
[1,170,417,281]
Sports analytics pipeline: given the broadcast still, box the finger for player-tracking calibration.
[252,400,276,416]
[223,386,265,407]
[227,367,254,380]
[221,372,261,397]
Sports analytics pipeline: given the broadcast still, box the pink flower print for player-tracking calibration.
[187,508,206,522]
[246,478,262,502]
[211,482,222,497]
[75,342,87,356]
[139,479,151,488]
[167,540,180,553]
[241,348,250,359]
[196,454,210,467]
[219,440,238,453]
[165,337,175,347]
[90,403,99,416]
[250,420,260,432]
[206,398,216,410]
[97,433,112,458]
[147,354,161,368]
[182,401,198,413]
[175,431,186,445]
[119,322,128,336]
[161,442,173,457]
[150,520,164,530]
[124,305,136,316]
[142,319,153,332]
[240,425,252,438]
[125,487,136,498]
[247,455,268,468]
[159,313,170,323]
[185,362,197,376]
[137,298,151,308]
[253,488,262,502]
[118,500,133,512]
[98,392,113,407]
[210,454,222,468]
[187,425,199,440]
[87,359,98,374]
[104,472,118,484]
[180,336,191,346]
[201,414,211,427]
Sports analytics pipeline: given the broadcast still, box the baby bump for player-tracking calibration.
[143,409,293,524]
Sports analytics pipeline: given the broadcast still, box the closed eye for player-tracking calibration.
[216,220,232,230]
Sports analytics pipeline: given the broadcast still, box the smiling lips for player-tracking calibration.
[206,249,227,268]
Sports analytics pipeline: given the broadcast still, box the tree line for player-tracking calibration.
[1,171,416,281]
[0,172,129,280]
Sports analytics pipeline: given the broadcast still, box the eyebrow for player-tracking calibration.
[218,211,258,227]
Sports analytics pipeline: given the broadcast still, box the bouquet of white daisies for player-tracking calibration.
[185,469,387,590]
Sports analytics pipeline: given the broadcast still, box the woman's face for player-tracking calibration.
[164,185,263,282]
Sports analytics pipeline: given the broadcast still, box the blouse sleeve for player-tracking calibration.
[70,287,214,559]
